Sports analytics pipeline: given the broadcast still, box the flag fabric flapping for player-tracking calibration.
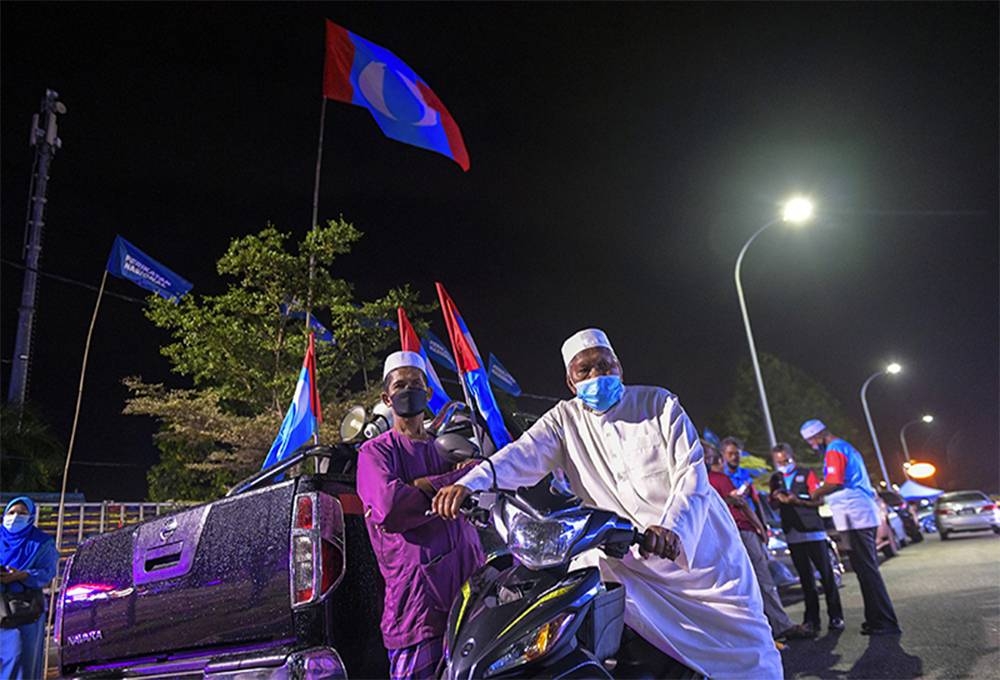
[106,236,192,302]
[397,307,451,414]
[323,19,470,171]
[262,334,323,470]
[435,283,512,448]
[279,304,336,344]
[702,428,721,449]
[487,353,522,397]
[422,329,457,373]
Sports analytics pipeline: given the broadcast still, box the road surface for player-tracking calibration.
[780,530,1000,679]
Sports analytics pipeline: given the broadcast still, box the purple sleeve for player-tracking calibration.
[356,439,437,534]
[427,463,481,491]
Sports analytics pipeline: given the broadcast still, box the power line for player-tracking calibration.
[1,258,145,304]
[2,454,143,468]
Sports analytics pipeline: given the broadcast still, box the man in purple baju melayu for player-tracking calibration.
[356,351,484,680]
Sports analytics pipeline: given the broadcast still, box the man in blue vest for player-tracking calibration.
[769,443,844,635]
[801,419,901,636]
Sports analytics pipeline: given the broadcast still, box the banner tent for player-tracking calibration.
[898,479,945,501]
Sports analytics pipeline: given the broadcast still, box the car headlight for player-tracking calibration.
[505,506,589,570]
[485,612,575,677]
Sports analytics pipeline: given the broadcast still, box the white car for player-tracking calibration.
[934,490,1000,540]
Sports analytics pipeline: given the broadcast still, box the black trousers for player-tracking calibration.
[788,539,843,627]
[845,527,900,631]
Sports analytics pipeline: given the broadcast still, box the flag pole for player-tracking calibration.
[43,268,107,679]
[305,97,328,333]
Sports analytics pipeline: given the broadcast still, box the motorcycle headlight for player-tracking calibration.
[485,612,575,677]
[505,506,589,570]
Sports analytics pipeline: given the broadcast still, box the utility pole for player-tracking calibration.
[7,90,66,420]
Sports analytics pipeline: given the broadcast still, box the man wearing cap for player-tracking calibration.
[434,329,783,678]
[800,419,901,636]
[356,351,485,679]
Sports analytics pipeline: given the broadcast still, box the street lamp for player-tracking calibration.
[860,362,902,486]
[900,414,933,463]
[734,195,814,448]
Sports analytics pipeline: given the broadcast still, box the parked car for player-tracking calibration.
[879,490,924,543]
[758,491,845,590]
[934,490,1000,540]
[820,495,901,563]
[882,498,910,549]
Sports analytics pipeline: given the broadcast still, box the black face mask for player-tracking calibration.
[390,388,428,418]
[813,441,828,454]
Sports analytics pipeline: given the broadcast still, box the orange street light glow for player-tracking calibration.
[905,461,937,479]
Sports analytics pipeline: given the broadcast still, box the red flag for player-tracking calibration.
[435,283,482,374]
[397,307,423,354]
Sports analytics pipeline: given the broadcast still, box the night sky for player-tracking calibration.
[2,3,997,500]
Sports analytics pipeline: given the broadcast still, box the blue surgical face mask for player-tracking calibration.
[3,513,29,532]
[575,375,623,412]
[777,463,794,474]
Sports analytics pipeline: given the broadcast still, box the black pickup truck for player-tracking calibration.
[55,445,389,679]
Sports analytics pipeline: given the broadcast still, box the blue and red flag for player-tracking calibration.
[323,19,469,171]
[435,283,512,448]
[397,306,451,414]
[262,333,323,470]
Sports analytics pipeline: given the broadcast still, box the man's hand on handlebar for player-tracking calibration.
[432,484,472,520]
[639,525,680,560]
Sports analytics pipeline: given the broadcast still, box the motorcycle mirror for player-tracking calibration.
[339,404,367,442]
[434,432,480,464]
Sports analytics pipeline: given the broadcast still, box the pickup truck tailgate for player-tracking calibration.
[60,481,297,669]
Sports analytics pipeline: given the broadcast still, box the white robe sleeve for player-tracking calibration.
[655,396,711,570]
[458,408,567,492]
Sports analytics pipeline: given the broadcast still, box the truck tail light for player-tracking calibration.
[295,495,314,530]
[291,492,346,608]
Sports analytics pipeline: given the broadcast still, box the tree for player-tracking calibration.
[125,219,432,499]
[0,403,64,491]
[712,353,868,470]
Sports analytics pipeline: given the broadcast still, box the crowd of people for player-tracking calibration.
[361,327,901,679]
[0,326,900,680]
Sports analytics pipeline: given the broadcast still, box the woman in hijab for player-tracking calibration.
[1,496,60,680]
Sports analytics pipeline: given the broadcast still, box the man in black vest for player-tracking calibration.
[769,443,845,635]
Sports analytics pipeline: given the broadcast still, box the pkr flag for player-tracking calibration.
[397,307,451,414]
[323,19,469,171]
[262,334,323,470]
[106,236,192,302]
[435,283,512,448]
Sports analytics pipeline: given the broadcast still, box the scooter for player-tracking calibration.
[438,479,700,679]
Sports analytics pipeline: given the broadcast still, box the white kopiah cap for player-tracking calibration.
[382,351,426,380]
[799,419,827,440]
[561,328,615,369]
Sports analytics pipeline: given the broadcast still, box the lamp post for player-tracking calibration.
[860,362,902,486]
[900,414,933,464]
[734,196,814,449]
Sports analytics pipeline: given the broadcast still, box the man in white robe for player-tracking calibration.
[433,328,783,679]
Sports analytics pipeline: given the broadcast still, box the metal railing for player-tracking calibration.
[32,500,195,573]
